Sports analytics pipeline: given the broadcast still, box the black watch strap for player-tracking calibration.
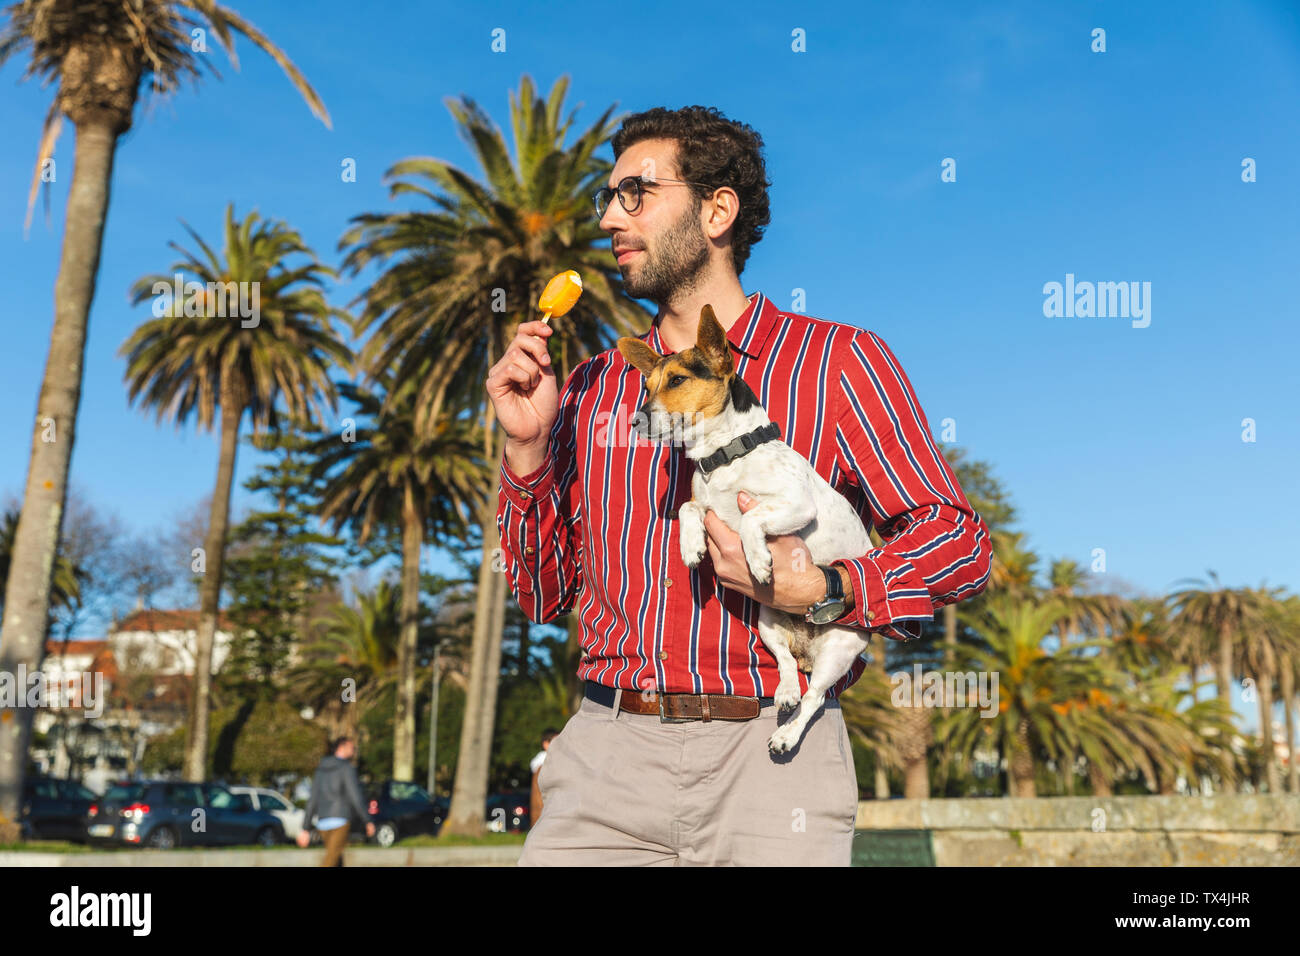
[822,565,844,601]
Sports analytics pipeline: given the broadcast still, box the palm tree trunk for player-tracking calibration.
[873,634,889,799]
[1089,761,1113,796]
[183,386,243,781]
[444,429,507,835]
[392,483,423,781]
[1010,717,1036,797]
[1281,665,1298,794]
[943,603,955,667]
[1215,623,1236,793]
[0,120,119,830]
[1258,669,1279,793]
[1216,623,1233,707]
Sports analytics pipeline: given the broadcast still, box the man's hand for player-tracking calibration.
[703,492,841,616]
[295,830,311,848]
[365,822,376,838]
[485,320,559,475]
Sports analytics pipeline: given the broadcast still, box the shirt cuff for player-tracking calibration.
[830,555,890,632]
[500,448,555,510]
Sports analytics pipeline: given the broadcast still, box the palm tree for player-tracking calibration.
[1,507,82,617]
[120,205,350,781]
[311,370,485,780]
[1166,572,1275,792]
[0,0,327,826]
[1045,558,1124,646]
[1267,594,1300,793]
[288,581,404,741]
[934,594,1110,797]
[987,530,1039,601]
[1234,586,1297,792]
[339,75,649,835]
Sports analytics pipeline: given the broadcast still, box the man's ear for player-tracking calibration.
[617,337,663,378]
[696,304,734,376]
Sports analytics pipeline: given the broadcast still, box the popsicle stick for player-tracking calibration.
[540,309,553,326]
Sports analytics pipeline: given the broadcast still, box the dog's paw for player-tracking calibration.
[774,680,801,711]
[768,724,802,754]
[680,525,706,568]
[745,548,773,585]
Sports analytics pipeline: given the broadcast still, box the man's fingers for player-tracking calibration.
[503,363,536,389]
[518,320,554,340]
[511,336,551,368]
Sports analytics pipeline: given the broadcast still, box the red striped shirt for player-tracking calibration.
[497,291,992,699]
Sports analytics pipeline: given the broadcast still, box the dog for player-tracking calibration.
[617,304,874,754]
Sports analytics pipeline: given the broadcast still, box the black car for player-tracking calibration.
[20,776,97,842]
[86,780,286,849]
[363,780,447,847]
[485,791,531,833]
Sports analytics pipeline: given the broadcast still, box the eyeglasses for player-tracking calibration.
[594,175,718,219]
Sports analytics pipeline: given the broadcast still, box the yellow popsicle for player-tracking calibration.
[538,270,583,324]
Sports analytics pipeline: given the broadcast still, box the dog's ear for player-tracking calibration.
[696,304,734,376]
[617,337,663,378]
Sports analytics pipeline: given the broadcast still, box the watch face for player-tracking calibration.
[809,601,846,625]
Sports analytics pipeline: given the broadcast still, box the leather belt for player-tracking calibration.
[584,681,762,722]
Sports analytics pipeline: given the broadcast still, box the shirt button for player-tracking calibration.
[524,546,536,555]
[664,578,673,588]
[667,509,678,520]
[519,490,531,500]
[659,652,668,661]
[866,610,875,621]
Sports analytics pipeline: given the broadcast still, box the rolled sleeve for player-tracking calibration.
[829,331,993,641]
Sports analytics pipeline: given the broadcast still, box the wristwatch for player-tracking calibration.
[804,565,848,624]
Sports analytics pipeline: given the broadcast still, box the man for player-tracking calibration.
[487,106,992,866]
[529,728,559,825]
[297,736,375,866]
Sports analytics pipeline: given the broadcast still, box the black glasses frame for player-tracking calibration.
[594,175,718,219]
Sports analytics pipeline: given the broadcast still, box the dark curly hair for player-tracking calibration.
[610,106,772,276]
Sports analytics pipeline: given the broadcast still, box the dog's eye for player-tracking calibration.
[667,374,687,388]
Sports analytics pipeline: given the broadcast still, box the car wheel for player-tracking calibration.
[376,822,398,848]
[146,826,177,850]
[255,826,279,847]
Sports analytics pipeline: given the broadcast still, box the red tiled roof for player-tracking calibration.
[112,609,237,633]
[43,639,107,656]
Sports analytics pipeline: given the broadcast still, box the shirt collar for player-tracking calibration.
[644,291,779,360]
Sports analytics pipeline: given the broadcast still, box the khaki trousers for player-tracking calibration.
[320,824,350,867]
[518,683,858,866]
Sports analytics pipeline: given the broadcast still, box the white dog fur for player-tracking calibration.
[623,311,875,754]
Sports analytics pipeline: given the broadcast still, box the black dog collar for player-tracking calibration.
[695,422,782,476]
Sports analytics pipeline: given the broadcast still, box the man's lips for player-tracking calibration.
[616,248,641,264]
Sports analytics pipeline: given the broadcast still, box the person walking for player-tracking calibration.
[528,729,559,825]
[297,736,375,866]
[486,106,993,866]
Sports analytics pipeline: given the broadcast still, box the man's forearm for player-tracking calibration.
[504,436,548,477]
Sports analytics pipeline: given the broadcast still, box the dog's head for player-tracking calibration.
[616,304,759,443]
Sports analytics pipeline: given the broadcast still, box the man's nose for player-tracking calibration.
[599,197,629,234]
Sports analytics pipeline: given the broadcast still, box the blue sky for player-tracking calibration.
[2,0,1298,659]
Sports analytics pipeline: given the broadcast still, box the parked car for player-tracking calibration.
[361,780,447,847]
[485,791,530,833]
[229,785,305,839]
[20,776,97,842]
[86,780,286,849]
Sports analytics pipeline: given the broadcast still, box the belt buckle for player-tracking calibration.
[658,693,693,724]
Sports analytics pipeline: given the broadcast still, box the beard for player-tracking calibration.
[619,200,710,306]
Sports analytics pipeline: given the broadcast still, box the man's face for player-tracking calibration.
[337,741,355,761]
[599,138,711,307]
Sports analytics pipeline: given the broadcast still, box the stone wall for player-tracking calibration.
[852,795,1300,866]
